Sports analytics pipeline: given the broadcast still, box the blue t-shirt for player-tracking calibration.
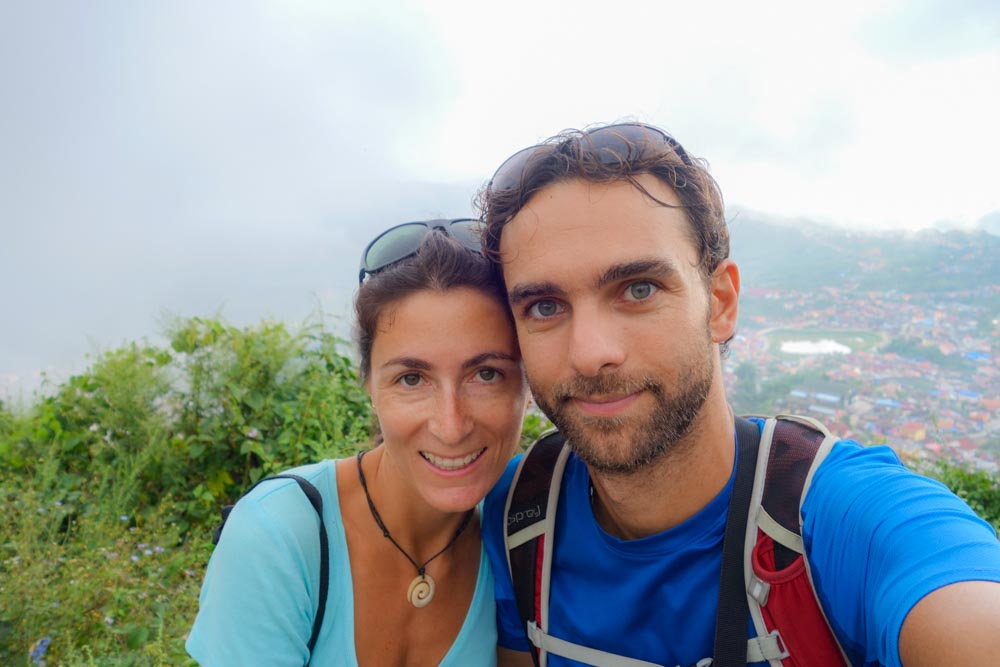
[483,437,1000,667]
[188,459,497,666]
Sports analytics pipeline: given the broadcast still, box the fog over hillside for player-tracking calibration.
[4,204,997,404]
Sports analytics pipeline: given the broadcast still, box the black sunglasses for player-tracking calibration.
[488,122,693,194]
[358,218,483,284]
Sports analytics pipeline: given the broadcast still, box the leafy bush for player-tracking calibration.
[0,317,374,533]
[0,315,372,662]
[166,317,372,530]
[520,409,554,449]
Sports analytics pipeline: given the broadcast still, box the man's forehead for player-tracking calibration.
[498,178,696,277]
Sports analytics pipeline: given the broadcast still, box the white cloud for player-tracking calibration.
[1,0,997,395]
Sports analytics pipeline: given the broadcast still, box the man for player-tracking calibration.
[477,123,1000,667]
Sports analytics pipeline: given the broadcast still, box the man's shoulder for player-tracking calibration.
[812,438,906,480]
[486,453,522,504]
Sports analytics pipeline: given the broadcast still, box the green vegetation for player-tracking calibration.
[1,315,994,664]
[1,316,374,665]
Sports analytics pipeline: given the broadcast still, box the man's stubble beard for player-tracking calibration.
[530,344,715,476]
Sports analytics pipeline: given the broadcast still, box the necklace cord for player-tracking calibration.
[356,450,474,578]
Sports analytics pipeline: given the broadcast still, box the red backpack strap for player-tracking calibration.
[744,415,850,666]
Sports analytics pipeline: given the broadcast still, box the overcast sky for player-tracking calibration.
[2,0,998,401]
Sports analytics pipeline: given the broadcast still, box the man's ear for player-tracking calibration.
[709,259,740,343]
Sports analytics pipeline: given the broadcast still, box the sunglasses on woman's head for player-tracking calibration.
[488,123,693,194]
[358,218,484,284]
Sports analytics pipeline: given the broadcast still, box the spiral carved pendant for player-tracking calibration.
[407,574,435,608]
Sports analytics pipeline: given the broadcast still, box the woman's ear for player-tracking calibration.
[709,259,740,343]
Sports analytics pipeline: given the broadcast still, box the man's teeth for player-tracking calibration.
[421,448,485,470]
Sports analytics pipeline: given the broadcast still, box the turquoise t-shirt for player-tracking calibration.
[187,460,497,666]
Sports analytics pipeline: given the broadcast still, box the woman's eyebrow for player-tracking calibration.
[380,357,431,371]
[461,351,519,370]
[596,259,677,289]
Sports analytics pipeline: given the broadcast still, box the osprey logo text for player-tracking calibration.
[508,505,542,527]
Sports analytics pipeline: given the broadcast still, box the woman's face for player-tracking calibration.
[367,287,528,514]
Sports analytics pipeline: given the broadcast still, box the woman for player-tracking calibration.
[187,219,529,666]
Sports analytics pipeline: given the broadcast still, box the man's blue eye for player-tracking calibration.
[529,301,559,318]
[626,282,655,300]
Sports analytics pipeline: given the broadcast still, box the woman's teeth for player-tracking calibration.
[421,448,485,470]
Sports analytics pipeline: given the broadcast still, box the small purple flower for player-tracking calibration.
[130,554,140,562]
[153,545,165,553]
[119,515,129,522]
[247,428,260,438]
[104,616,114,626]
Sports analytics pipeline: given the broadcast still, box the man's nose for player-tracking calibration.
[566,306,627,378]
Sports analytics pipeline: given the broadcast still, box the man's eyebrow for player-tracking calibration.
[596,259,678,289]
[507,281,567,307]
[461,351,519,370]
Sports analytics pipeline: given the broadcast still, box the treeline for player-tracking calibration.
[731,214,1000,294]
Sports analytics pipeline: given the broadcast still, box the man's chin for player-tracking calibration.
[559,421,653,470]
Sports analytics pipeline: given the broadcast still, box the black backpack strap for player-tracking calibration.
[758,417,832,568]
[713,417,762,667]
[213,473,329,664]
[504,431,567,667]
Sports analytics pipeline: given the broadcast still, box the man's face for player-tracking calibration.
[499,175,733,473]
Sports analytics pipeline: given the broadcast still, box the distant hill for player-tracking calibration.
[728,212,1000,293]
[976,211,1000,237]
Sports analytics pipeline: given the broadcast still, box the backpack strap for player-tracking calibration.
[711,417,762,667]
[214,474,329,664]
[743,415,850,666]
[504,425,793,667]
[504,430,570,667]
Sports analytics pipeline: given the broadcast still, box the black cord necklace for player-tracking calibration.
[356,450,474,608]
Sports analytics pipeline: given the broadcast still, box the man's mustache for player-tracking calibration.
[550,373,664,404]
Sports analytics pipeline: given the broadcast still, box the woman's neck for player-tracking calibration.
[357,446,476,563]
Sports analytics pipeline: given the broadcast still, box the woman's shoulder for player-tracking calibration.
[244,459,338,500]
[227,458,342,546]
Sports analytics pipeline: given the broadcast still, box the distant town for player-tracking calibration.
[725,283,999,473]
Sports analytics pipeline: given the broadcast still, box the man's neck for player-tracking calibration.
[588,400,736,540]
